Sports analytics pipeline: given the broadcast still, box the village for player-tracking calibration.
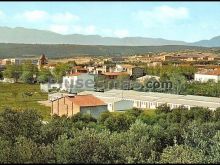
[1,50,220,119]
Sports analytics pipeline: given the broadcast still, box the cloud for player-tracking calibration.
[49,24,70,34]
[0,10,6,20]
[51,12,79,23]
[72,25,96,34]
[134,5,189,27]
[113,29,129,38]
[21,10,48,22]
[18,10,79,24]
[0,10,4,16]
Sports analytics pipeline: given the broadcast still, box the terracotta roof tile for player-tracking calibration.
[67,94,106,107]
[103,72,129,76]
[67,72,81,76]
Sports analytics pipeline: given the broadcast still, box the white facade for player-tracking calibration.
[115,65,125,72]
[40,83,62,92]
[194,73,220,83]
[62,73,95,92]
[79,89,220,111]
[100,98,133,112]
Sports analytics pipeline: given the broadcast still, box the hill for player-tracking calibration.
[0,26,187,46]
[192,36,220,47]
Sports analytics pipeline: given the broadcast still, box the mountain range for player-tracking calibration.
[0,26,219,47]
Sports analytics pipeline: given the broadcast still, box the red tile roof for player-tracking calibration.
[67,72,81,76]
[103,72,129,76]
[67,95,106,107]
[197,69,220,76]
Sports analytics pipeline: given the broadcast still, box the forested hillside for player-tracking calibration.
[0,43,213,58]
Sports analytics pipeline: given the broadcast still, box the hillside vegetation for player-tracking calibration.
[0,43,214,58]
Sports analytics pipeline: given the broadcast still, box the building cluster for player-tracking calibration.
[123,52,220,64]
[0,54,48,69]
[41,63,146,92]
[50,89,220,118]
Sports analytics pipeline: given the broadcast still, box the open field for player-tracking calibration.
[0,83,51,120]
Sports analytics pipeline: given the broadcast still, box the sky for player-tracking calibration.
[0,2,220,42]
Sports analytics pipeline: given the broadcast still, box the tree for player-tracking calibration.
[0,109,42,142]
[0,138,12,163]
[160,145,204,163]
[20,61,38,83]
[208,131,220,163]
[12,136,55,163]
[169,72,187,94]
[54,128,113,164]
[101,112,136,132]
[37,68,53,83]
[20,71,34,83]
[156,104,171,114]
[119,120,157,163]
[214,107,220,121]
[3,64,22,82]
[52,63,72,83]
[0,71,3,79]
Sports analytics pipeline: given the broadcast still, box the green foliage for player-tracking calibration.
[99,112,136,132]
[3,64,22,82]
[37,68,54,83]
[0,43,210,59]
[20,71,34,83]
[52,63,72,83]
[0,83,50,120]
[160,144,204,163]
[0,109,42,142]
[0,104,219,163]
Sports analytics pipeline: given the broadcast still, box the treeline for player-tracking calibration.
[0,106,219,164]
[2,61,76,83]
[134,64,220,97]
[0,43,212,58]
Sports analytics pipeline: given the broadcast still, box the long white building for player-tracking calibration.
[79,89,220,111]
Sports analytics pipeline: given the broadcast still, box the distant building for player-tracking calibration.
[115,64,145,78]
[79,91,133,112]
[111,56,125,63]
[38,54,48,69]
[147,62,162,67]
[1,59,11,65]
[40,83,62,92]
[72,66,88,73]
[102,72,129,79]
[194,69,220,83]
[51,94,108,118]
[62,73,95,93]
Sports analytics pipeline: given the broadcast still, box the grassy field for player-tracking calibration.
[0,83,51,121]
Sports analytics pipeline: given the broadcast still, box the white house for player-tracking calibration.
[194,69,220,83]
[62,73,95,93]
